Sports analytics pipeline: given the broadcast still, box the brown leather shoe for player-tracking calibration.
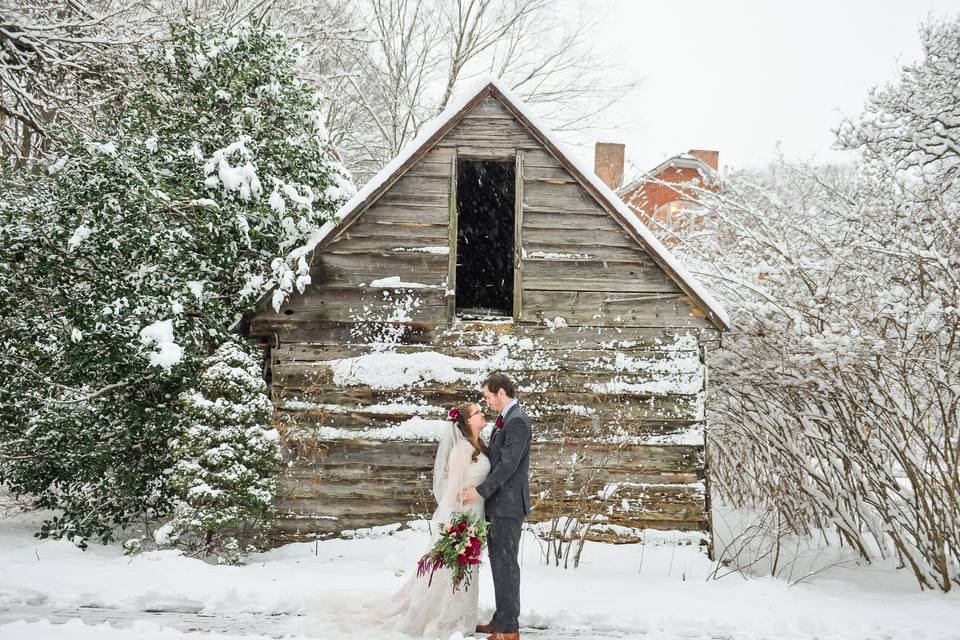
[474,620,496,634]
[486,633,519,640]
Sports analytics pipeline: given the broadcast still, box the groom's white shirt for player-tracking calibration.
[499,398,517,420]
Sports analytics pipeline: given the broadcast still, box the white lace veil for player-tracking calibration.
[432,418,467,506]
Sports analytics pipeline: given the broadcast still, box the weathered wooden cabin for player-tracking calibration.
[239,78,730,552]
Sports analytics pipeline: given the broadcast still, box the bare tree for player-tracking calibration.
[621,20,960,592]
[316,0,635,179]
[0,1,140,171]
[836,18,960,189]
[0,0,298,172]
[532,393,642,569]
[663,153,959,592]
[3,0,632,179]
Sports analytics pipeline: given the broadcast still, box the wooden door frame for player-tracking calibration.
[446,149,458,323]
[447,149,524,323]
[513,150,524,321]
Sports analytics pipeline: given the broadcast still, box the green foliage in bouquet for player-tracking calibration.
[417,511,488,592]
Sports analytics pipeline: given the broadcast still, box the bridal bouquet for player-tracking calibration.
[416,511,488,592]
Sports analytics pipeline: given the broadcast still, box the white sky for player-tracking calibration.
[562,0,960,175]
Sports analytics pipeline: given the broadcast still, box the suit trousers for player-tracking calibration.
[488,515,523,633]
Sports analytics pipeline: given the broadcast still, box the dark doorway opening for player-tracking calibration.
[455,159,515,316]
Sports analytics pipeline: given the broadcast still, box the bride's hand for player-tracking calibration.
[461,486,481,505]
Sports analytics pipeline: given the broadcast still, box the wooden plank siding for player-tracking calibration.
[267,321,710,547]
[249,92,717,551]
[272,440,706,544]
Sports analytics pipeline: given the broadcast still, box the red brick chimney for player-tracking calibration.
[594,142,625,190]
[687,149,719,171]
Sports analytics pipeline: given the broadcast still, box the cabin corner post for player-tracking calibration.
[699,340,715,559]
[513,150,524,321]
[447,149,459,323]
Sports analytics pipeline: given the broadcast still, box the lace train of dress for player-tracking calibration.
[365,440,490,639]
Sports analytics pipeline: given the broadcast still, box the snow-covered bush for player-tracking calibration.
[160,341,280,564]
[0,17,353,547]
[671,17,960,592]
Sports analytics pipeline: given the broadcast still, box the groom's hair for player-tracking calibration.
[483,372,516,398]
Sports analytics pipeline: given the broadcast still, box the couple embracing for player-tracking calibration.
[375,372,532,640]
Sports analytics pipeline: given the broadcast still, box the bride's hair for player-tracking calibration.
[450,402,488,463]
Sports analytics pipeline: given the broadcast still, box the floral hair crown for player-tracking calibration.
[448,407,461,421]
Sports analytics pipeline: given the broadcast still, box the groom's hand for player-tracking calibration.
[462,486,481,505]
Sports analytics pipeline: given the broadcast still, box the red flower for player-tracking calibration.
[415,511,486,592]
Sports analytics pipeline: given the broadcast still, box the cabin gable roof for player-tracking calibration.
[250,77,731,332]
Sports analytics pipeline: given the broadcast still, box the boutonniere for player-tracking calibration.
[493,415,505,433]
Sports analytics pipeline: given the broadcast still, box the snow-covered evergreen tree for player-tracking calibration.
[0,17,353,547]
[157,341,280,564]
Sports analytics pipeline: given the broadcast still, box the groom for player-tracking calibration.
[462,372,532,640]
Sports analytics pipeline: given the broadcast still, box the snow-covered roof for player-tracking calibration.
[619,153,717,199]
[256,76,731,332]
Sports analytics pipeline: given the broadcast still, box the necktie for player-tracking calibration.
[494,415,505,432]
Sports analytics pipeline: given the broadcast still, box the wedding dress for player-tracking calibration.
[371,425,491,639]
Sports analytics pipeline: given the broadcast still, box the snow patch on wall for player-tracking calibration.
[309,417,455,441]
[641,425,705,445]
[317,344,552,390]
[392,246,450,255]
[320,351,485,389]
[613,352,701,374]
[367,276,442,289]
[528,251,591,260]
[544,316,568,331]
[278,400,446,416]
[587,375,702,396]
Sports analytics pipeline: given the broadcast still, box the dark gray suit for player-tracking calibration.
[476,401,532,634]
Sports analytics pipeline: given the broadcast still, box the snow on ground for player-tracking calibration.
[1,507,959,639]
[1,618,304,640]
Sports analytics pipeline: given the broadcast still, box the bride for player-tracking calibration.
[372,402,491,638]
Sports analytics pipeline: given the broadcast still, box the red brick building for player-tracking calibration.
[594,144,719,245]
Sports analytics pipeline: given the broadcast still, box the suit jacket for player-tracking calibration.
[476,401,532,519]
